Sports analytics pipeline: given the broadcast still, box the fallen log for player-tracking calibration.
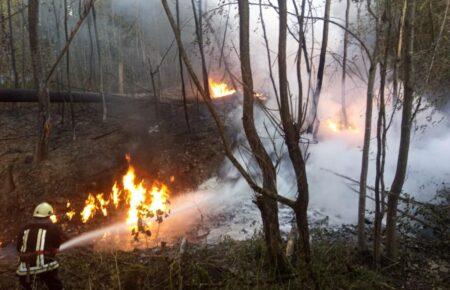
[0,88,130,103]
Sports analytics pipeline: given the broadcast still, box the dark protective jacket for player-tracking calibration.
[16,217,68,276]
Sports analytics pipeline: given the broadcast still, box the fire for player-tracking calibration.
[111,182,120,208]
[55,155,170,236]
[209,79,236,99]
[325,119,358,133]
[81,194,98,223]
[66,210,75,221]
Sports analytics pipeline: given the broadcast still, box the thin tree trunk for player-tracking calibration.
[191,0,209,98]
[358,0,384,253]
[341,0,350,127]
[51,0,65,123]
[425,0,449,84]
[176,0,190,132]
[63,0,75,138]
[358,52,378,254]
[259,0,279,106]
[87,11,94,86]
[308,0,331,136]
[28,0,51,162]
[7,0,19,88]
[239,0,290,275]
[278,0,313,275]
[21,0,26,86]
[0,3,7,72]
[292,0,306,128]
[92,5,107,121]
[374,0,393,265]
[385,0,415,259]
[118,62,124,94]
[393,0,407,105]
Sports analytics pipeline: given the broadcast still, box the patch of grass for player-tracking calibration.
[1,228,446,289]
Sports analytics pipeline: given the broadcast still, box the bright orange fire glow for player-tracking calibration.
[57,155,170,233]
[209,79,236,99]
[325,119,359,133]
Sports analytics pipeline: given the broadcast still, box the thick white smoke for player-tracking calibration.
[184,1,450,240]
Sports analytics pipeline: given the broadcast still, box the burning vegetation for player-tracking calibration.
[209,79,236,99]
[325,119,359,133]
[53,155,170,238]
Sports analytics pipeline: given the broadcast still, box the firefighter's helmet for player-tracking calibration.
[33,202,54,218]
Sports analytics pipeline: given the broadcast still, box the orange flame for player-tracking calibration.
[60,155,171,232]
[81,194,97,223]
[111,182,120,208]
[209,79,236,99]
[325,119,359,133]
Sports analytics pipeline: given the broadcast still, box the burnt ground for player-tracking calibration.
[0,98,225,246]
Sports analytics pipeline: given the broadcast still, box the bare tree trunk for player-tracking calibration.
[191,0,209,98]
[239,0,290,275]
[358,64,377,253]
[176,0,190,132]
[87,12,94,85]
[373,0,393,265]
[393,0,407,105]
[259,0,279,105]
[21,0,27,86]
[63,0,75,138]
[0,3,8,77]
[358,1,384,253]
[292,0,306,128]
[278,0,311,266]
[341,0,350,127]
[92,5,107,121]
[7,0,19,88]
[51,0,65,123]
[28,0,50,162]
[385,0,415,259]
[118,62,124,94]
[307,0,331,136]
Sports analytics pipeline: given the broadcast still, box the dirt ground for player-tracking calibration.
[0,98,226,247]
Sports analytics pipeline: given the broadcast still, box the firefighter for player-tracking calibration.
[16,202,68,290]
